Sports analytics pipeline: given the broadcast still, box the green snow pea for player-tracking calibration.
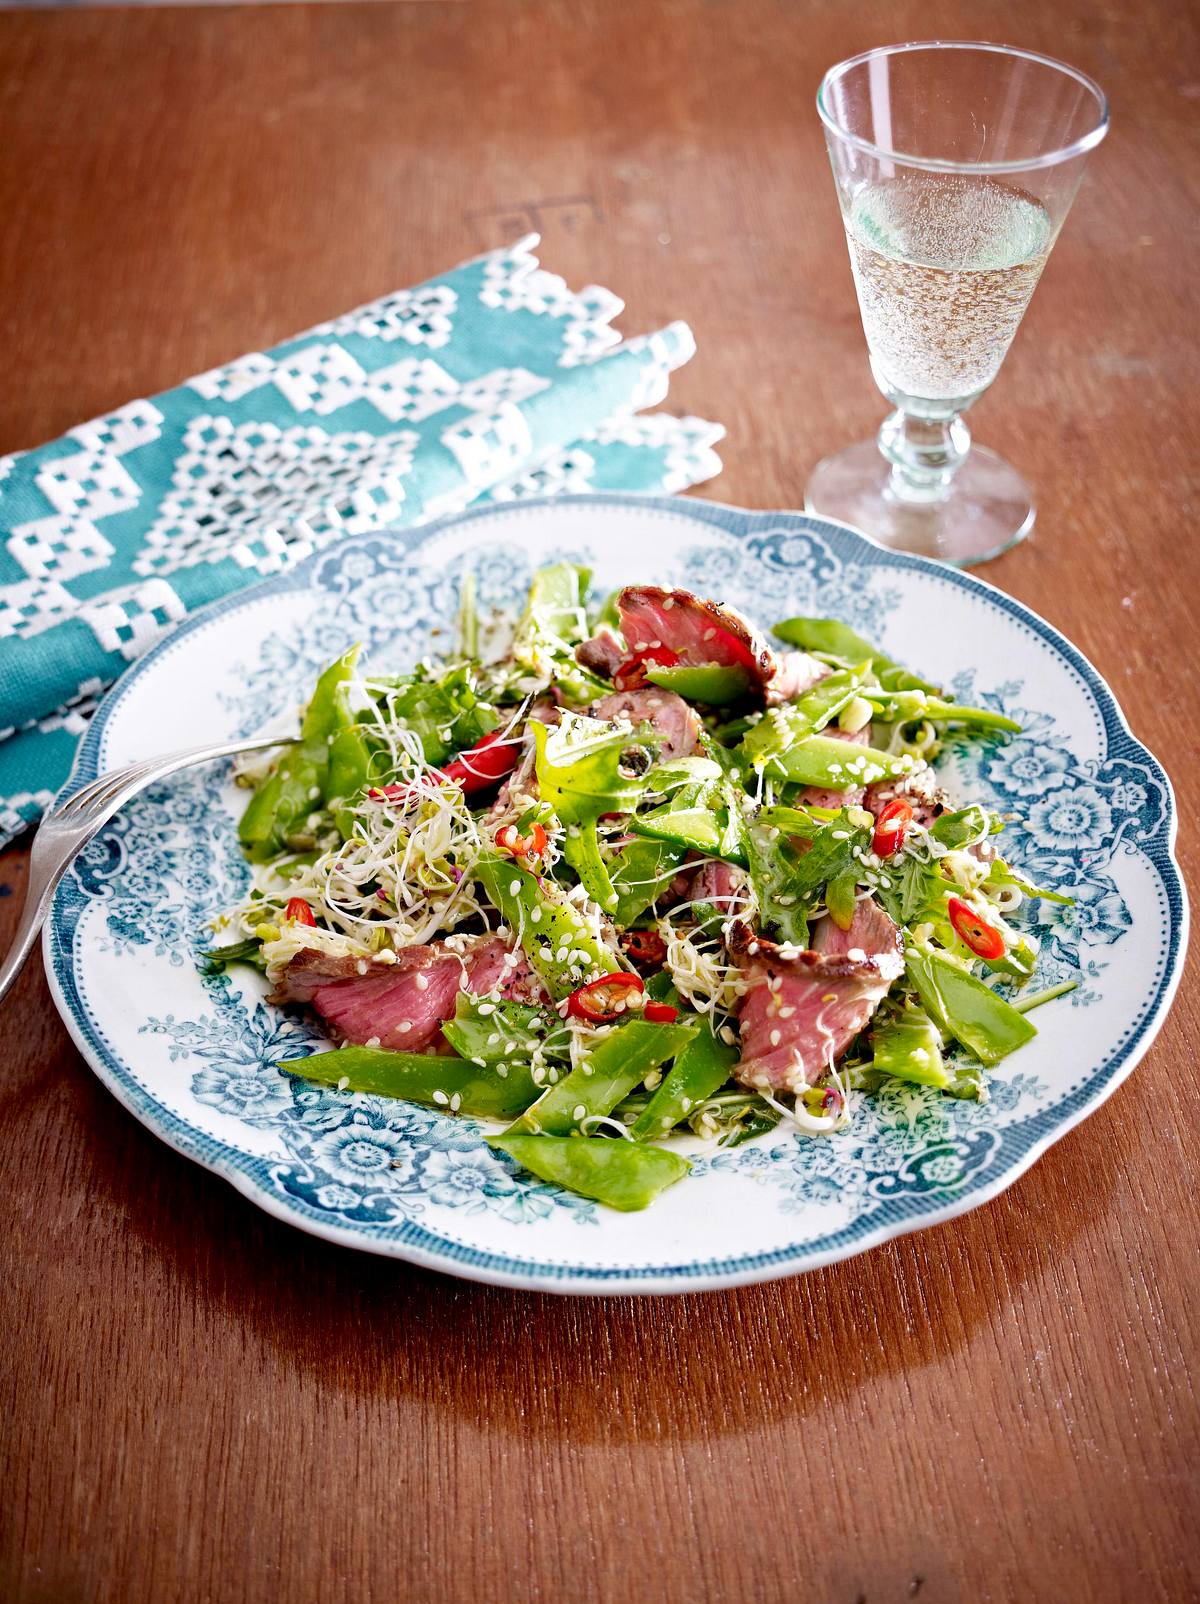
[631,778,748,867]
[645,662,752,704]
[739,667,871,768]
[764,734,917,790]
[473,850,617,999]
[870,1007,949,1089]
[864,688,1021,734]
[283,1045,540,1119]
[772,617,939,694]
[201,935,266,972]
[630,1014,738,1140]
[904,947,1036,1066]
[239,646,360,862]
[328,722,372,839]
[490,1134,691,1211]
[509,1019,697,1135]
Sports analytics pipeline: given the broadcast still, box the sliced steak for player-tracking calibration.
[679,858,749,921]
[591,686,702,763]
[802,724,873,810]
[617,585,774,689]
[575,625,626,680]
[728,911,902,1092]
[810,895,902,962]
[269,936,546,1051]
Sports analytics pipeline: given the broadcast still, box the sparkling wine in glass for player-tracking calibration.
[807,43,1108,566]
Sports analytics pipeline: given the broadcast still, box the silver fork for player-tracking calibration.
[0,734,299,1005]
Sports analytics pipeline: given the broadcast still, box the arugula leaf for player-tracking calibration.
[373,664,498,767]
[532,713,656,909]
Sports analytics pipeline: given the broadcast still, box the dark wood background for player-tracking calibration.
[1,3,1196,1600]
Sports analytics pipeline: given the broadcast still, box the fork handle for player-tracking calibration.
[0,856,71,1005]
[0,732,297,1006]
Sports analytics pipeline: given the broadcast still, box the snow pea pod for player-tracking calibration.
[630,1015,738,1140]
[870,1007,949,1089]
[239,646,360,862]
[645,662,752,704]
[739,667,870,768]
[490,1134,691,1211]
[765,734,917,790]
[864,688,1021,734]
[904,947,1035,1066]
[474,850,617,999]
[630,779,749,867]
[772,617,938,694]
[509,1019,696,1135]
[283,1045,541,1119]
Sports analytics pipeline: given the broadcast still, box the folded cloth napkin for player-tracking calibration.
[0,234,722,847]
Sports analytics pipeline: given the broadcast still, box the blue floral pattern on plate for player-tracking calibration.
[43,496,1186,1293]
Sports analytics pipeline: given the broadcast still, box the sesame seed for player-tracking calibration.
[365,1036,380,1049]
[356,960,369,975]
[398,1021,412,1034]
[337,1075,350,1091]
[414,972,430,991]
[449,1093,462,1112]
[432,1090,449,1106]
[572,1104,587,1122]
[770,1029,782,1047]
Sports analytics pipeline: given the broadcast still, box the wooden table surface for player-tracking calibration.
[1,2,1196,1600]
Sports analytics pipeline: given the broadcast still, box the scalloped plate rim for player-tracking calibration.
[42,493,1189,1295]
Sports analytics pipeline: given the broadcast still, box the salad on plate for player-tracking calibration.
[208,564,1071,1212]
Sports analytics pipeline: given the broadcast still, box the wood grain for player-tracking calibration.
[0,2,1197,1600]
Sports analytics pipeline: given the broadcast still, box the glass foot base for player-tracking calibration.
[805,439,1034,567]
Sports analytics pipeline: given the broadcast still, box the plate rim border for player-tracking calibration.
[42,493,1190,1295]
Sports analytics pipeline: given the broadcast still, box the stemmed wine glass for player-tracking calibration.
[807,42,1108,566]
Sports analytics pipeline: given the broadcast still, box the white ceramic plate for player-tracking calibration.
[44,496,1187,1293]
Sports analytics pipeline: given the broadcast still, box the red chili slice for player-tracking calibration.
[871,796,914,858]
[495,821,548,863]
[613,645,679,691]
[643,1000,679,1024]
[285,897,316,926]
[947,896,1006,961]
[621,928,668,968]
[565,971,645,1023]
[441,731,522,794]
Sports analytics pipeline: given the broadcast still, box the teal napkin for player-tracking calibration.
[0,235,722,846]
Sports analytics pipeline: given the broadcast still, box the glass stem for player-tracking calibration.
[878,409,971,504]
